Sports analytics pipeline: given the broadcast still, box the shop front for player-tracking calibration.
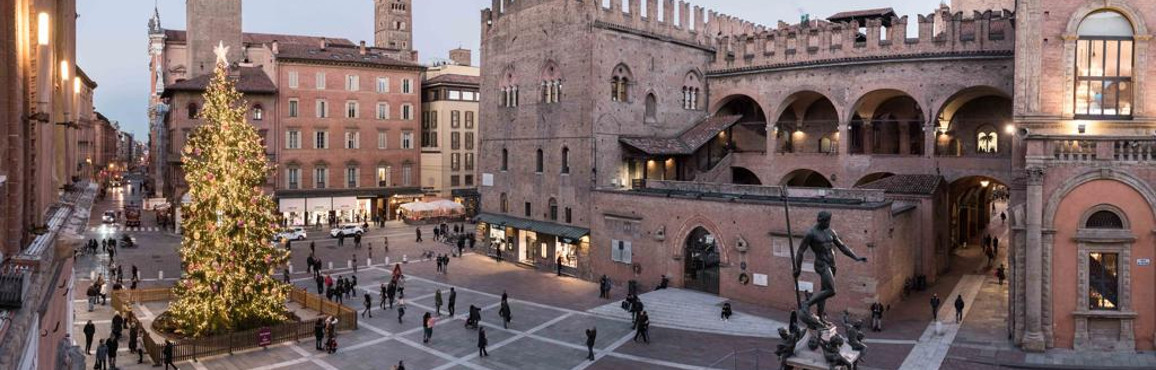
[477,213,590,276]
[276,187,423,226]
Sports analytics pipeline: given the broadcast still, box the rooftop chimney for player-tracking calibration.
[359,41,367,55]
[319,37,328,50]
[449,48,472,67]
[271,40,279,54]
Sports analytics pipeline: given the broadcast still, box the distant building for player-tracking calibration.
[421,50,480,208]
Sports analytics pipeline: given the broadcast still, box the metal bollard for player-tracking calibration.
[385,257,390,265]
[329,261,334,271]
[367,258,372,267]
[288,263,294,274]
[90,271,96,281]
[347,260,352,269]
[158,270,164,280]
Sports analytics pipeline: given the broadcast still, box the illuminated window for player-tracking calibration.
[1089,252,1119,310]
[1075,11,1134,118]
[977,126,998,153]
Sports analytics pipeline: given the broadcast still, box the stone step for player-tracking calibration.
[586,288,786,338]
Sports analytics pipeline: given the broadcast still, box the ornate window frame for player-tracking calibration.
[1072,204,1137,351]
[1062,2,1151,119]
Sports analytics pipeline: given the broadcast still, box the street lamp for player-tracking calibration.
[37,13,49,46]
[980,180,990,188]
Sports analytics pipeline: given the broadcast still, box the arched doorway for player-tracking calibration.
[684,227,721,294]
[948,176,1008,248]
[732,167,762,185]
[781,169,833,188]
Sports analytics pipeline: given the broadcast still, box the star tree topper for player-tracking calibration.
[214,41,230,67]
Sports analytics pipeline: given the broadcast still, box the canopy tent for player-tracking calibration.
[398,199,466,220]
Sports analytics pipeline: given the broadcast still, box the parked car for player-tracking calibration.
[277,227,308,241]
[329,225,364,238]
[102,210,116,224]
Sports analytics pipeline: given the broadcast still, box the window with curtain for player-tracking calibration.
[1075,11,1134,118]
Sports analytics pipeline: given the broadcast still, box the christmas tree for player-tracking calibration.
[165,43,290,337]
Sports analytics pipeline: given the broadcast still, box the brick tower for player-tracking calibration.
[375,0,413,51]
[186,0,242,76]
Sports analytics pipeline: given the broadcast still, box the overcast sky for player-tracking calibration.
[77,0,942,138]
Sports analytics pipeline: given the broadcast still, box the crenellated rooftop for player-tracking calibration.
[709,8,1015,75]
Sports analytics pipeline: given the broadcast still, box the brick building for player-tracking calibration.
[420,51,480,203]
[148,0,424,228]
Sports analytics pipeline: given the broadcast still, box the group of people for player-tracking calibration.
[929,293,968,323]
[86,266,140,312]
[621,294,650,344]
[314,315,340,353]
[981,234,1001,267]
[322,273,359,305]
[83,312,146,370]
[435,254,452,273]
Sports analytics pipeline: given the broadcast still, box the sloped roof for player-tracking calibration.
[164,30,355,47]
[275,43,422,69]
[164,66,276,95]
[855,174,943,195]
[620,115,742,156]
[425,74,481,86]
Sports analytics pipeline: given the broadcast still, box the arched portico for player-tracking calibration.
[848,89,926,155]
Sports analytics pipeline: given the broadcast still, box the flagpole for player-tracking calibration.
[783,185,803,311]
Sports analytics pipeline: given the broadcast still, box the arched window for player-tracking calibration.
[819,134,837,154]
[683,71,702,110]
[1075,11,1134,118]
[644,93,657,122]
[500,193,509,213]
[1086,210,1125,229]
[187,103,199,119]
[611,64,632,102]
[252,104,264,121]
[541,62,562,104]
[561,147,570,174]
[501,69,518,108]
[548,198,558,221]
[501,148,509,171]
[976,125,998,154]
[535,148,544,173]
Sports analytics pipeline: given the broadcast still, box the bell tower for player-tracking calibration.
[375,0,413,51]
[186,0,242,75]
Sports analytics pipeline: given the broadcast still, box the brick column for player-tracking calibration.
[838,119,850,156]
[1023,166,1046,352]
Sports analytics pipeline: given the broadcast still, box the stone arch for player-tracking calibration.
[539,59,561,80]
[1063,1,1150,38]
[731,167,762,185]
[714,94,767,124]
[848,89,925,155]
[1080,204,1130,230]
[854,172,895,187]
[933,86,1012,157]
[948,175,1009,245]
[770,89,845,126]
[644,92,658,123]
[773,90,841,154]
[781,169,833,188]
[670,215,730,267]
[1044,169,1156,229]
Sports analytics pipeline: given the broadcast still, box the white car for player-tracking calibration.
[330,225,364,238]
[277,227,308,241]
[101,210,116,224]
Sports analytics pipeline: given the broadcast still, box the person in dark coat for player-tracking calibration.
[362,293,373,318]
[447,288,457,316]
[499,299,512,329]
[422,312,433,343]
[630,296,644,326]
[996,264,1007,285]
[163,340,176,369]
[633,311,650,343]
[434,289,443,316]
[128,323,139,358]
[83,320,96,354]
[954,294,966,323]
[315,319,326,350]
[415,228,422,242]
[477,327,489,357]
[95,340,108,370]
[111,312,124,340]
[397,299,407,323]
[930,294,942,321]
[585,327,597,361]
[870,301,885,331]
[106,336,119,369]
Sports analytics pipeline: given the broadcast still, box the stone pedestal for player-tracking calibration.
[784,327,862,370]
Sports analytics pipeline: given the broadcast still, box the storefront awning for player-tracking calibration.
[476,213,590,242]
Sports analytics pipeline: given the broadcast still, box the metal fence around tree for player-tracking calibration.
[113,286,357,364]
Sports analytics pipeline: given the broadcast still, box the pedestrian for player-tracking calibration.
[112,312,124,340]
[307,254,315,274]
[315,274,324,295]
[131,264,138,281]
[954,294,965,323]
[283,268,291,284]
[136,331,145,364]
[585,327,597,361]
[106,336,119,369]
[434,289,443,316]
[633,311,650,343]
[656,275,669,290]
[870,301,884,331]
[315,319,325,350]
[457,237,465,257]
[469,236,476,250]
[338,233,345,247]
[993,237,1000,257]
[86,283,97,312]
[83,320,96,354]
[930,294,941,322]
[387,281,397,308]
[397,298,406,323]
[95,339,108,370]
[100,280,110,305]
[362,293,373,318]
[351,274,359,293]
[416,228,422,242]
[720,302,732,321]
[996,264,1007,285]
[477,327,489,357]
[630,296,644,326]
[442,255,450,273]
[433,227,440,242]
[499,299,512,329]
[557,256,563,276]
[448,287,457,316]
[355,233,362,249]
[422,312,434,343]
[380,283,388,309]
[310,241,316,254]
[128,323,139,359]
[397,275,406,298]
[1001,211,1007,224]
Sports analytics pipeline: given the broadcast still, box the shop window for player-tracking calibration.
[1074,11,1134,119]
[1089,252,1119,310]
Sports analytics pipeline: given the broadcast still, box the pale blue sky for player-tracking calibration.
[77,0,943,138]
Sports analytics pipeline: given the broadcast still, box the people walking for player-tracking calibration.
[83,320,96,354]
[95,339,108,370]
[996,264,1007,285]
[992,237,1000,257]
[720,302,732,321]
[585,327,597,361]
[954,294,965,323]
[434,289,443,316]
[315,319,325,350]
[106,336,119,369]
[416,228,422,242]
[447,288,457,316]
[112,312,124,340]
[387,281,397,309]
[163,340,176,369]
[870,301,884,331]
[477,327,489,357]
[633,311,650,343]
[499,299,512,329]
[422,312,434,343]
[930,294,942,322]
[362,293,373,318]
[557,256,564,276]
[128,323,139,360]
[397,298,407,323]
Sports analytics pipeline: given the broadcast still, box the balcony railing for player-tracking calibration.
[1040,137,1156,163]
[1114,140,1156,162]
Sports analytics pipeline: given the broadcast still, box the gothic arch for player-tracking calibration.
[1043,169,1156,229]
[670,215,730,266]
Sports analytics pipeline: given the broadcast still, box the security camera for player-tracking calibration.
[1018,128,1030,137]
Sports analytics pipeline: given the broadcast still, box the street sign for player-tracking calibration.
[1138,258,1151,266]
[258,327,272,347]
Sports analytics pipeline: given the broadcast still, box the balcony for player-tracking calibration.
[1037,137,1156,164]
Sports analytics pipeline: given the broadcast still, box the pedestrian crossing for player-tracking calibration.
[88,226,163,233]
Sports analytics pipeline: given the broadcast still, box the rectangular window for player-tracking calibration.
[451,111,461,128]
[346,75,360,91]
[465,111,475,129]
[376,103,389,120]
[422,111,438,148]
[1089,252,1120,310]
[315,131,328,149]
[463,91,477,101]
[1075,39,1133,118]
[451,175,461,187]
[465,153,474,170]
[565,207,572,223]
[346,101,359,119]
[315,72,326,90]
[286,130,300,149]
[402,165,412,186]
[346,167,358,188]
[449,90,462,100]
[402,104,413,120]
[524,202,531,218]
[288,99,299,118]
[376,77,390,93]
[377,131,387,149]
[611,240,632,263]
[345,131,359,149]
[465,175,474,186]
[401,132,413,149]
[315,167,328,189]
[288,71,299,89]
[377,166,390,187]
[451,132,460,150]
[402,79,413,94]
[316,100,328,118]
[451,153,461,171]
[465,132,475,150]
[287,168,300,189]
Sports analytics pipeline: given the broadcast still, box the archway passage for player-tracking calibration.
[781,169,833,188]
[849,90,925,155]
[684,227,721,295]
[774,91,840,154]
[715,95,768,153]
[732,167,762,185]
[948,176,1009,249]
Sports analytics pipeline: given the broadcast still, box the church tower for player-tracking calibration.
[186,0,242,76]
[375,0,413,51]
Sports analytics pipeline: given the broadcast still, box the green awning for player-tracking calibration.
[476,213,590,242]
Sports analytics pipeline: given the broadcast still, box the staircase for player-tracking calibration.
[586,288,785,338]
[693,151,735,183]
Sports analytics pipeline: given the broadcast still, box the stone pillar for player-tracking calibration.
[1023,166,1046,352]
[838,121,850,156]
[862,119,874,154]
[767,124,778,155]
[898,121,911,155]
